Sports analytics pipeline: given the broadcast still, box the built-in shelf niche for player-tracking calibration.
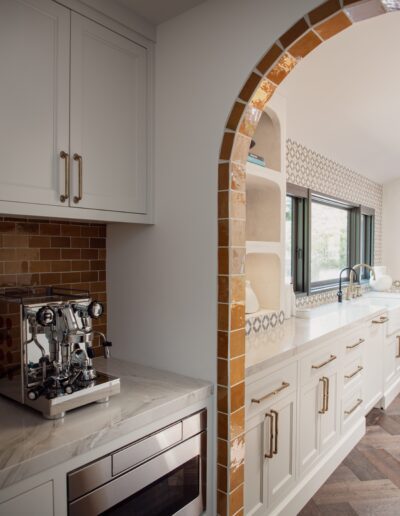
[246,252,281,311]
[246,171,281,242]
[251,108,281,172]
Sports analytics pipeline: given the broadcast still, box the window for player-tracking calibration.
[286,185,375,294]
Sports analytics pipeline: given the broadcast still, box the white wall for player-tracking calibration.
[383,179,400,280]
[107,0,320,383]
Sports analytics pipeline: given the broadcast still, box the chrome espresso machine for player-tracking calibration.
[0,287,120,419]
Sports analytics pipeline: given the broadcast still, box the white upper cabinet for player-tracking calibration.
[0,0,152,223]
[70,14,148,214]
[0,0,70,206]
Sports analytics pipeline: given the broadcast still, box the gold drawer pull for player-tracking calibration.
[73,153,83,203]
[319,377,329,414]
[271,410,278,455]
[312,354,337,369]
[345,365,363,379]
[264,412,274,459]
[345,398,363,416]
[346,338,365,350]
[251,382,290,404]
[372,317,389,324]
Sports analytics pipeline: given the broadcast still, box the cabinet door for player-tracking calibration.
[298,377,320,475]
[70,13,148,214]
[384,335,398,389]
[0,481,53,516]
[319,370,339,453]
[364,320,384,413]
[0,0,70,206]
[267,392,297,508]
[244,413,268,516]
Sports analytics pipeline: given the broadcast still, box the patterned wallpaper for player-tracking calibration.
[286,139,383,309]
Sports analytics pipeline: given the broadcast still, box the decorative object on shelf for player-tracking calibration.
[246,280,260,314]
[370,274,393,292]
[247,152,266,167]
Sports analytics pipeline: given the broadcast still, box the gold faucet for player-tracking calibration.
[348,263,376,299]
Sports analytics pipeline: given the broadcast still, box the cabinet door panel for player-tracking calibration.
[364,321,384,413]
[0,481,53,516]
[320,371,339,452]
[70,13,148,214]
[0,0,70,205]
[299,379,320,474]
[244,415,268,515]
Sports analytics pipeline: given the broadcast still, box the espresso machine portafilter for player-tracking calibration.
[0,287,120,419]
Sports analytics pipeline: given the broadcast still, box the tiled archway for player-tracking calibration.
[216,1,394,514]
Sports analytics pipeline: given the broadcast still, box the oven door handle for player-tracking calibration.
[69,433,204,516]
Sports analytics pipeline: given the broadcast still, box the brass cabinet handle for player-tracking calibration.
[73,153,83,203]
[271,410,278,455]
[346,338,365,350]
[345,365,363,379]
[251,382,290,404]
[312,355,337,369]
[396,336,400,358]
[319,377,329,414]
[264,412,274,459]
[345,398,363,416]
[372,317,389,324]
[60,151,70,202]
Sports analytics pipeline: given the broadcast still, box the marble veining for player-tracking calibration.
[0,358,212,489]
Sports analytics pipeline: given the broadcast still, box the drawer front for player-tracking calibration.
[343,328,367,364]
[246,362,297,417]
[342,383,364,434]
[387,308,400,336]
[343,356,364,392]
[300,343,340,386]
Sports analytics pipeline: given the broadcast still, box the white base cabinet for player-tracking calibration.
[0,482,54,516]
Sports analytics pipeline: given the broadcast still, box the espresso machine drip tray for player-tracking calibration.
[0,286,120,419]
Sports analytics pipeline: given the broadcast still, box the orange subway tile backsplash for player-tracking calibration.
[314,11,352,40]
[0,217,107,343]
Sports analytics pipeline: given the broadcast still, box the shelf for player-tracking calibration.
[251,109,281,171]
[246,241,281,255]
[246,253,281,311]
[246,161,284,186]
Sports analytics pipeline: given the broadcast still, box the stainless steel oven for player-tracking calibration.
[67,410,207,516]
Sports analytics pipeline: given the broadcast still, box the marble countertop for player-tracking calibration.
[0,358,212,490]
[246,295,400,377]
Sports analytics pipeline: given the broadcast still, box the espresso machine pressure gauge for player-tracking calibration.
[88,301,103,319]
[36,306,56,326]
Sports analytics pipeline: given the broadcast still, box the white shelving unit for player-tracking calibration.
[245,93,287,316]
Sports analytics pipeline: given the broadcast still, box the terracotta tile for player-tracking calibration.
[218,275,229,303]
[62,249,81,260]
[218,358,228,386]
[81,271,98,282]
[61,272,80,283]
[29,236,50,248]
[218,411,228,439]
[226,102,246,132]
[81,249,98,260]
[230,329,245,358]
[0,222,15,233]
[231,163,246,192]
[98,226,106,238]
[250,79,277,110]
[308,0,341,25]
[219,163,230,191]
[230,382,244,413]
[218,331,229,358]
[218,438,228,466]
[51,260,72,273]
[256,43,283,74]
[230,356,245,385]
[218,191,229,219]
[81,226,99,237]
[98,270,105,281]
[40,224,61,236]
[3,235,29,248]
[279,17,309,48]
[231,248,245,275]
[220,132,235,161]
[51,236,70,248]
[230,191,245,220]
[217,464,228,492]
[40,273,61,286]
[90,260,105,271]
[30,261,52,273]
[71,260,90,271]
[15,222,39,235]
[230,463,244,492]
[218,220,229,247]
[230,434,245,471]
[0,249,16,261]
[314,11,352,40]
[217,490,228,516]
[288,30,322,59]
[18,248,40,261]
[40,248,60,260]
[230,304,245,331]
[229,485,244,516]
[231,134,251,165]
[231,220,245,247]
[0,275,17,287]
[230,407,245,439]
[60,225,81,236]
[98,249,106,260]
[231,276,245,304]
[238,72,262,102]
[267,53,297,85]
[71,237,89,248]
[18,273,39,287]
[218,385,228,413]
[4,262,28,274]
[218,303,229,331]
[218,248,229,275]
[90,238,106,249]
[238,105,262,137]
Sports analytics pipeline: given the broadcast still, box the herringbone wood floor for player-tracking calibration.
[298,395,400,515]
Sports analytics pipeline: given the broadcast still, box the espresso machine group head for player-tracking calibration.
[0,287,120,419]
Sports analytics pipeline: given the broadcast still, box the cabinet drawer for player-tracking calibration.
[246,362,297,418]
[300,344,339,385]
[343,356,364,392]
[343,329,367,364]
[342,383,364,435]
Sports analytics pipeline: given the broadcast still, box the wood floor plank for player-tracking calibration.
[350,498,400,516]
[298,499,322,516]
[316,502,358,516]
[325,465,360,485]
[343,447,385,481]
[360,447,400,489]
[312,479,400,505]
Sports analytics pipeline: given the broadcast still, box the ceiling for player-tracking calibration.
[113,0,206,24]
[278,10,400,185]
